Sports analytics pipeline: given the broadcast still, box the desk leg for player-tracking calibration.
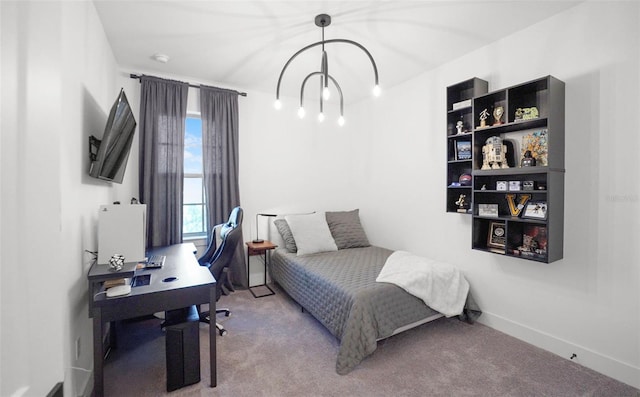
[246,246,250,289]
[92,309,104,397]
[209,285,217,387]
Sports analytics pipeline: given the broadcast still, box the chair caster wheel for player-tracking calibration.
[219,329,227,336]
[224,310,230,317]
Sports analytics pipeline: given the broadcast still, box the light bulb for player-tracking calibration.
[322,86,331,101]
[338,116,345,126]
[318,112,325,122]
[373,85,381,97]
[298,107,305,119]
[274,99,282,110]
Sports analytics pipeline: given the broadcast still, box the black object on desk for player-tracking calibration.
[87,243,216,397]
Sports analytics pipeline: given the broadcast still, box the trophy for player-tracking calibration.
[479,109,489,128]
[482,136,510,170]
[493,106,504,126]
[455,194,468,213]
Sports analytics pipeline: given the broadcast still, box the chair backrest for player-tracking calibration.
[227,207,243,228]
[198,206,243,267]
[208,224,242,300]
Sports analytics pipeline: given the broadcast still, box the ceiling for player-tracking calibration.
[94,1,580,104]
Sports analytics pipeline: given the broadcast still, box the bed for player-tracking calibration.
[266,209,481,374]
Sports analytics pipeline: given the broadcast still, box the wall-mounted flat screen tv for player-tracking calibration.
[88,88,137,183]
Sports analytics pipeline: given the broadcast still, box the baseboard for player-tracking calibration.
[478,311,640,389]
[65,367,92,397]
[46,383,63,397]
[80,373,93,397]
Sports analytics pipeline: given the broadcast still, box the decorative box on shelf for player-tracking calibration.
[452,99,472,110]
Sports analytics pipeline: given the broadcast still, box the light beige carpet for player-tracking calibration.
[103,285,639,396]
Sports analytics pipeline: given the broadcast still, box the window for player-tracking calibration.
[183,116,206,237]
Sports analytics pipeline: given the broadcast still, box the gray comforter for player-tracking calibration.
[269,246,481,374]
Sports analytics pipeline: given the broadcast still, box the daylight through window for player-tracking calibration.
[183,116,206,237]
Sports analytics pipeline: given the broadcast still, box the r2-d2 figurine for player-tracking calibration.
[482,136,510,170]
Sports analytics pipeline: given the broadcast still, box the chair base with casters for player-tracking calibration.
[197,305,231,336]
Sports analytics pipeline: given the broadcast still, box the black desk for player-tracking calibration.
[88,243,216,397]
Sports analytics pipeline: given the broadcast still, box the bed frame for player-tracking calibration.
[269,245,446,374]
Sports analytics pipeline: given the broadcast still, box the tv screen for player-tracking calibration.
[89,88,137,183]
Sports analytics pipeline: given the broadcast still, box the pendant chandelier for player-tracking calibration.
[274,14,380,126]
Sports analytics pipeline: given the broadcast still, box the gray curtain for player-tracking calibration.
[200,85,246,288]
[138,76,189,248]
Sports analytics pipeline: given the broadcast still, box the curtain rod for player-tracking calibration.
[129,73,247,97]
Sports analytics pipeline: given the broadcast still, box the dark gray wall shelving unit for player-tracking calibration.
[447,76,565,263]
[446,78,489,214]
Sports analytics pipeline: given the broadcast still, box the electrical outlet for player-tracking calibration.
[75,337,81,360]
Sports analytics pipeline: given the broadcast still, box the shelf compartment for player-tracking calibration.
[448,136,473,162]
[473,117,548,135]
[474,91,506,129]
[447,109,474,136]
[507,77,550,123]
[446,77,488,215]
[447,78,489,111]
[474,171,550,193]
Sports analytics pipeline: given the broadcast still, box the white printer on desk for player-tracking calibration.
[98,204,147,265]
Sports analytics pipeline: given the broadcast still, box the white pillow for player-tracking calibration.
[285,212,338,256]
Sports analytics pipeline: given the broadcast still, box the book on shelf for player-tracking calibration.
[455,140,472,160]
[452,99,472,110]
[103,278,131,289]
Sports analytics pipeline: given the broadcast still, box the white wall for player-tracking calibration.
[1,1,135,396]
[2,1,637,394]
[1,2,64,395]
[103,0,640,389]
[347,1,639,388]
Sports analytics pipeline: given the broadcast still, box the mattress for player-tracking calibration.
[269,245,455,374]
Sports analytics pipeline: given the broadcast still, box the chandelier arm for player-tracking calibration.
[275,39,379,100]
[326,75,344,116]
[300,71,321,107]
[322,51,328,89]
[276,40,325,100]
[319,74,324,113]
[324,39,379,86]
[298,71,343,116]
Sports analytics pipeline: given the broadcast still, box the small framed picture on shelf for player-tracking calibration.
[522,202,547,220]
[508,181,521,191]
[478,204,499,217]
[516,225,548,259]
[455,140,472,160]
[523,180,535,191]
[487,221,506,252]
[496,181,508,191]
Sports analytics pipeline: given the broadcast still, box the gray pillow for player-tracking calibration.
[274,219,297,253]
[325,209,370,249]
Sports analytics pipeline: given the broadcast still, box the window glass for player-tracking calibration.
[184,117,203,174]
[184,177,203,204]
[183,116,206,236]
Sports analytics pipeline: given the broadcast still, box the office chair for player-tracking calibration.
[197,207,243,336]
[198,207,243,268]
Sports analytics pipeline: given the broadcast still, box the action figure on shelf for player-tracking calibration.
[482,136,510,170]
[456,120,464,134]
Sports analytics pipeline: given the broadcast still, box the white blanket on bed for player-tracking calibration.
[376,251,469,317]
